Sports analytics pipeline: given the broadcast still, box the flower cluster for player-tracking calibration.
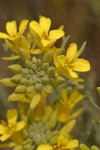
[0,16,99,150]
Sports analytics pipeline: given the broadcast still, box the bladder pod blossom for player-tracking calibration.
[0,16,99,150]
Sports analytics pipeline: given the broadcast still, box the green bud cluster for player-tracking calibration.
[20,111,59,149]
[11,59,55,94]
[10,58,64,95]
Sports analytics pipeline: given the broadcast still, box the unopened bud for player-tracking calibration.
[15,85,27,93]
[26,86,34,94]
[11,74,23,83]
[35,83,42,91]
[0,78,16,87]
[42,75,49,84]
[43,51,52,63]
[25,60,32,69]
[8,64,22,73]
[20,48,30,61]
[35,59,42,67]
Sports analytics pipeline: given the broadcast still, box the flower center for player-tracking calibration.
[6,124,16,134]
[53,144,65,150]
[42,32,48,40]
[64,62,74,70]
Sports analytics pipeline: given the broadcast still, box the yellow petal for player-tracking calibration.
[0,134,11,142]
[34,92,47,120]
[19,19,29,35]
[61,89,68,103]
[15,121,26,131]
[0,32,12,40]
[57,65,84,82]
[39,16,51,33]
[60,120,76,134]
[66,108,83,121]
[68,90,83,107]
[49,30,64,40]
[66,43,77,62]
[0,125,6,134]
[30,21,43,36]
[7,109,18,125]
[29,49,43,54]
[30,94,41,110]
[37,144,53,150]
[73,58,90,72]
[6,21,17,37]
[67,68,78,78]
[65,139,79,149]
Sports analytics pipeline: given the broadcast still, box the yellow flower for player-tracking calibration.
[0,109,26,142]
[30,16,64,48]
[54,43,90,82]
[56,89,83,122]
[0,20,28,41]
[37,134,78,150]
[0,20,28,54]
[37,120,79,150]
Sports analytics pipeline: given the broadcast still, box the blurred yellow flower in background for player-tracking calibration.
[56,89,83,122]
[37,120,79,150]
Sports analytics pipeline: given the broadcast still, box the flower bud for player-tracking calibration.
[25,60,33,69]
[42,75,49,84]
[47,67,55,76]
[8,93,25,101]
[23,144,34,150]
[43,85,52,93]
[8,64,22,73]
[11,74,23,83]
[54,76,64,86]
[35,59,42,67]
[20,48,30,61]
[20,78,28,85]
[26,86,34,94]
[15,85,27,93]
[43,51,52,63]
[14,145,23,150]
[0,78,16,87]
[42,63,49,70]
[35,83,42,91]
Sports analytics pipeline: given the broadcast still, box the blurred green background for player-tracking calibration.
[0,0,100,148]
